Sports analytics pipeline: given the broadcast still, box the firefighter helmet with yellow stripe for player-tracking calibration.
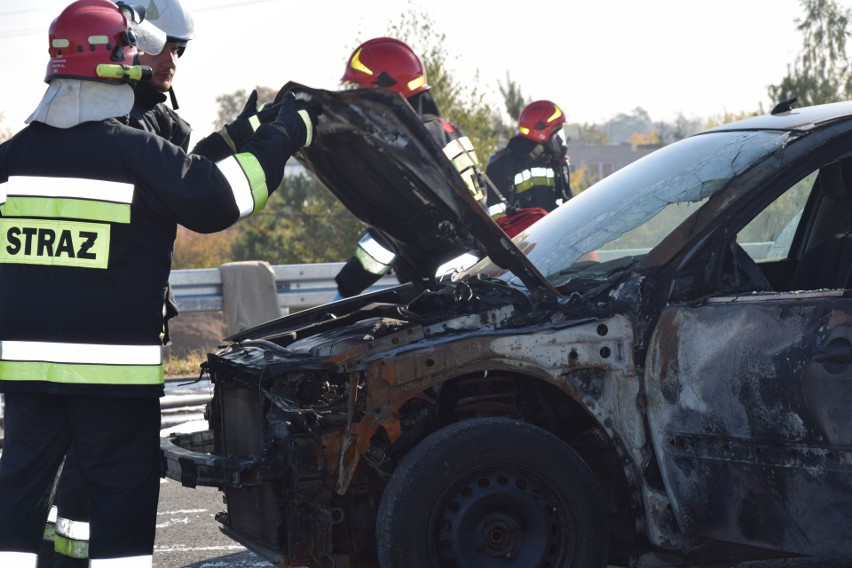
[518,100,566,143]
[341,37,429,98]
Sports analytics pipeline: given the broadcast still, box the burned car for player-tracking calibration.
[163,88,852,568]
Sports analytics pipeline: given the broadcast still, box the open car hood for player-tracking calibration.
[280,83,558,303]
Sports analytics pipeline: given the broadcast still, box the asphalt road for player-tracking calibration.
[155,477,274,568]
[157,473,850,568]
[1,398,849,568]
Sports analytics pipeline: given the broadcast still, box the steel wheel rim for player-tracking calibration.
[430,466,572,567]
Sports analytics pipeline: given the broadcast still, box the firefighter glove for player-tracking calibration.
[220,89,280,152]
[273,91,318,149]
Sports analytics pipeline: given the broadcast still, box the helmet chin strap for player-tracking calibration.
[169,87,179,110]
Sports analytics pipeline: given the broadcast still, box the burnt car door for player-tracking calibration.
[646,156,852,560]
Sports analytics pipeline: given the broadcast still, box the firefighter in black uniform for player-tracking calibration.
[0,2,316,566]
[333,37,488,299]
[485,99,573,237]
[40,1,219,565]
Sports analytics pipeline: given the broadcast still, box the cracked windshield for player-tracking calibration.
[470,130,791,289]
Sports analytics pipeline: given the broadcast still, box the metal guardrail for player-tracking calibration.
[169,262,399,313]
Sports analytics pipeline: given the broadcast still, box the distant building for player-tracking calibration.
[568,139,663,182]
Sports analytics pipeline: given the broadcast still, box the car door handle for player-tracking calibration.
[812,345,852,364]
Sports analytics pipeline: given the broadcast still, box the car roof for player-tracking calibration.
[703,101,852,133]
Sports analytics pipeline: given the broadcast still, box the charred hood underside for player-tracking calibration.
[279,83,557,302]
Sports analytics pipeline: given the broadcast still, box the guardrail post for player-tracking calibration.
[219,260,283,336]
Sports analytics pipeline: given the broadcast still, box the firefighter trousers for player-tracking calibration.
[0,392,161,567]
[48,446,91,568]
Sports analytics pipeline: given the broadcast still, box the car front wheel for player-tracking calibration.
[375,417,609,568]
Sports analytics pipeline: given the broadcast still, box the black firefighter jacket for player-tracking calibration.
[485,135,572,219]
[0,117,295,398]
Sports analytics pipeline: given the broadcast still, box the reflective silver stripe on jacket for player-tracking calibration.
[0,341,162,366]
[513,167,556,193]
[441,135,485,201]
[488,202,507,219]
[90,555,152,567]
[216,155,256,218]
[0,551,38,567]
[56,515,90,541]
[355,233,396,275]
[215,154,269,220]
[2,176,134,205]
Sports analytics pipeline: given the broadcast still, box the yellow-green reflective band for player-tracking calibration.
[234,152,269,214]
[43,522,56,543]
[442,137,478,163]
[0,218,110,269]
[0,360,164,386]
[452,153,477,175]
[216,154,268,219]
[355,247,392,275]
[407,75,426,93]
[488,203,507,220]
[3,196,130,223]
[358,234,396,265]
[297,109,313,147]
[459,169,485,201]
[514,167,556,194]
[547,106,563,123]
[54,534,89,560]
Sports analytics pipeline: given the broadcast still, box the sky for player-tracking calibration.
[0,0,843,137]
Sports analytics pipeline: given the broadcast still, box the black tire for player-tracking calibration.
[376,417,609,568]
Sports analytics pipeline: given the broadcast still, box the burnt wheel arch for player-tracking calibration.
[375,417,609,568]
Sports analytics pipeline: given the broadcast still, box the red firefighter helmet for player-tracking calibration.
[341,37,429,98]
[45,0,138,82]
[518,100,566,143]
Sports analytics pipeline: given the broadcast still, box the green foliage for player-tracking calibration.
[231,172,364,264]
[565,123,609,146]
[498,73,529,123]
[602,107,653,144]
[768,0,852,106]
[173,224,237,269]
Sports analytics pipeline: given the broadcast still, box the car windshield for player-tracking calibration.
[467,130,791,289]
